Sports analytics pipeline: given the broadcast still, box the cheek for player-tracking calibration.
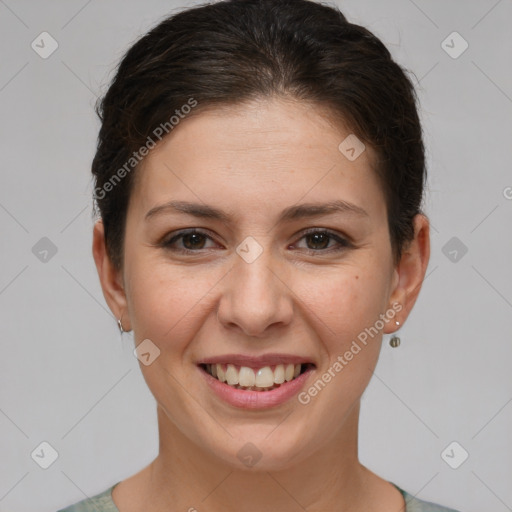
[299,263,391,347]
[125,259,217,347]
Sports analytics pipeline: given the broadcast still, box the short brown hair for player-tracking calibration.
[92,0,426,270]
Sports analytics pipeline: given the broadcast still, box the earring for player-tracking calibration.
[389,320,401,348]
[118,314,126,334]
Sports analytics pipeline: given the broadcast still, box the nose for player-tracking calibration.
[216,246,294,338]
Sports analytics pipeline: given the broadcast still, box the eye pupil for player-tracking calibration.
[307,233,329,250]
[183,233,206,249]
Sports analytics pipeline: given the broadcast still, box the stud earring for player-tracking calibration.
[389,320,401,348]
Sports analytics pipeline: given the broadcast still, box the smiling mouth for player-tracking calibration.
[199,363,314,391]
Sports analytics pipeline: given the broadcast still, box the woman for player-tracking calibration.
[58,0,460,510]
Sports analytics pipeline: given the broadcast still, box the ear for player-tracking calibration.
[92,219,130,330]
[383,213,430,334]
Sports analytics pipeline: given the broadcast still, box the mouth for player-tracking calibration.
[198,362,315,392]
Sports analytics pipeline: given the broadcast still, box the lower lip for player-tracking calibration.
[198,365,315,409]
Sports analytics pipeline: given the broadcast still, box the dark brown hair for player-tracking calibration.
[92,0,426,270]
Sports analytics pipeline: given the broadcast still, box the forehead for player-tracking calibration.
[129,97,385,221]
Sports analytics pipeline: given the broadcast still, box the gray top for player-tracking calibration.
[57,481,461,511]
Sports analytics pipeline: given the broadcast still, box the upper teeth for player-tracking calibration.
[208,363,301,388]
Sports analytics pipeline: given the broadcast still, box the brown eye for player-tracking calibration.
[305,232,330,250]
[180,233,207,250]
[294,229,351,253]
[162,230,217,253]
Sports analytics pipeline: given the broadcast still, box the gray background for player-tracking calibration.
[1,1,511,511]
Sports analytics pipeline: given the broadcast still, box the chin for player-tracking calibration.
[208,430,310,472]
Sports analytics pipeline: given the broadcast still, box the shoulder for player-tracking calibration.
[56,483,120,512]
[398,486,461,512]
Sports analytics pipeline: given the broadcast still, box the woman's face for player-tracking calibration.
[95,97,428,471]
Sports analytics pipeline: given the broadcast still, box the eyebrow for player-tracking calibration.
[145,199,368,224]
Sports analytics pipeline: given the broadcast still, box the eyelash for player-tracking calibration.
[161,228,351,255]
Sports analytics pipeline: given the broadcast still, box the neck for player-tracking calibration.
[143,400,373,512]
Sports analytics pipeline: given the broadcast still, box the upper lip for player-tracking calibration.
[197,353,316,368]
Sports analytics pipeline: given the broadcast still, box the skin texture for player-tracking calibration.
[93,97,430,512]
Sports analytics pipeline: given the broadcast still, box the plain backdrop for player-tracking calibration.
[1,1,511,511]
